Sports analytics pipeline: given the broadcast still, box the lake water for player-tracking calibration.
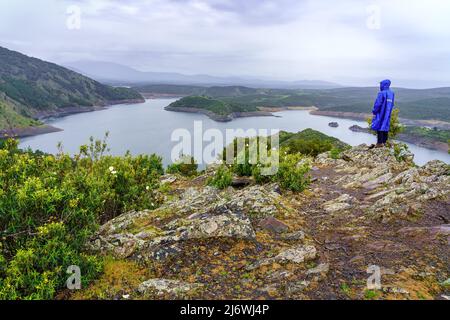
[20,99,450,166]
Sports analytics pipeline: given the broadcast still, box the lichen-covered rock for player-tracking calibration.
[367,162,449,222]
[225,184,283,218]
[172,212,256,240]
[258,216,289,234]
[160,174,177,185]
[88,233,145,259]
[137,279,203,296]
[246,245,317,270]
[89,180,283,260]
[277,230,305,241]
[97,210,154,236]
[316,144,449,222]
[276,245,317,263]
[90,211,256,261]
[323,194,357,213]
[306,263,329,276]
[419,160,449,176]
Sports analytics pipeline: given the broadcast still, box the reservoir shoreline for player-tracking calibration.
[12,98,450,156]
[1,98,145,139]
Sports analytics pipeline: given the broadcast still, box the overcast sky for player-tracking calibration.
[1,0,450,88]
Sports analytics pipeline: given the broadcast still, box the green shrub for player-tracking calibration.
[364,289,380,300]
[208,165,233,189]
[275,153,311,192]
[251,163,272,184]
[278,129,349,156]
[283,138,333,157]
[392,143,411,162]
[222,136,274,177]
[0,136,163,299]
[367,108,404,139]
[329,147,342,159]
[166,155,198,177]
[220,137,312,192]
[0,222,102,300]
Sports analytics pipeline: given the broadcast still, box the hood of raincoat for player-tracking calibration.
[380,79,391,91]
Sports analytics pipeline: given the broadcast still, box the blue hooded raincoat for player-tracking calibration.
[371,79,395,132]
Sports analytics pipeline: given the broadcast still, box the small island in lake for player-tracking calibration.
[328,122,339,128]
[164,95,273,122]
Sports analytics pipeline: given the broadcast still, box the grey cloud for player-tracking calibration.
[0,0,449,88]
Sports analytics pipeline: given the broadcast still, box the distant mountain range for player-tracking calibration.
[0,46,143,134]
[64,60,342,89]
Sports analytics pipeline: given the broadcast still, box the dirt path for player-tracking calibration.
[300,166,449,299]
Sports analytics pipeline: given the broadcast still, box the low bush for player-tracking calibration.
[275,153,311,192]
[0,135,163,299]
[166,155,198,177]
[0,222,102,300]
[208,165,233,189]
[329,147,342,159]
[283,138,333,157]
[221,136,312,192]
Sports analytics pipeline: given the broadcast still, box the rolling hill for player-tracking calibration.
[137,84,450,123]
[0,46,144,134]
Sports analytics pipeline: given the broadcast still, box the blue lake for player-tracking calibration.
[20,99,450,166]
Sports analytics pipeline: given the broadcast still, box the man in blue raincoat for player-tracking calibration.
[370,79,395,148]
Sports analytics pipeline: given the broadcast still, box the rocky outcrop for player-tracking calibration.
[246,245,317,271]
[328,122,339,128]
[88,183,292,262]
[316,144,449,222]
[83,143,449,300]
[137,279,203,296]
[323,194,358,213]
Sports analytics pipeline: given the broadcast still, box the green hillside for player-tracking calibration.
[137,84,450,122]
[167,95,258,115]
[0,100,38,130]
[0,46,143,131]
[402,126,450,144]
[279,128,350,156]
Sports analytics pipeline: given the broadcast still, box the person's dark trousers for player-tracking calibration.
[377,131,388,144]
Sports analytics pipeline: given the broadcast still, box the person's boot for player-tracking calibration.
[375,143,384,148]
[368,144,376,150]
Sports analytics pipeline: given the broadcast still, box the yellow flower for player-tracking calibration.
[69,198,79,208]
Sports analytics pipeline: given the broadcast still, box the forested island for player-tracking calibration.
[143,85,450,151]
[165,96,272,121]
[136,84,450,126]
